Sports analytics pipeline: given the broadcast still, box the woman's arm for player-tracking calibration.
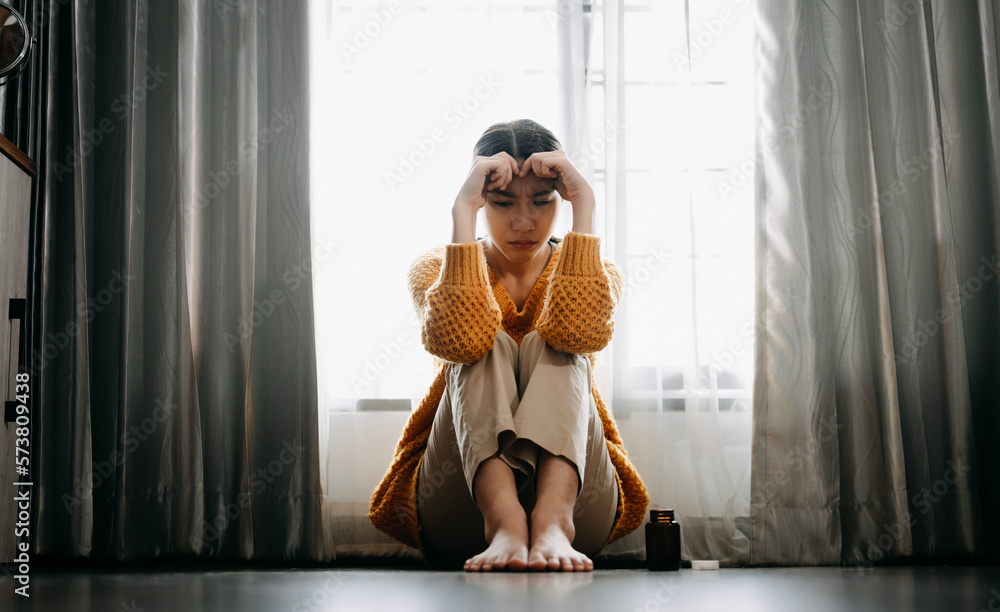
[408,245,502,364]
[534,231,624,354]
[408,152,524,363]
[516,151,622,353]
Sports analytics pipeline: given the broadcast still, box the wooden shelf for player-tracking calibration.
[0,132,35,177]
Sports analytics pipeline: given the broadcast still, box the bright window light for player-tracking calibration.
[309,1,566,411]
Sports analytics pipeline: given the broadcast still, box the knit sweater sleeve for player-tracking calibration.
[535,231,624,354]
[408,242,503,364]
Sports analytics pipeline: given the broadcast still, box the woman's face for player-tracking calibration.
[483,166,559,267]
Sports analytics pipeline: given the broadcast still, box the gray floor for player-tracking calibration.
[2,564,999,611]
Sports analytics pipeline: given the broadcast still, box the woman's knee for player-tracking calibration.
[521,330,591,378]
[495,329,517,351]
[521,329,543,352]
[445,330,518,381]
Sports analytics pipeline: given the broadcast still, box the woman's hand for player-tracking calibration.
[452,153,521,244]
[454,152,522,214]
[517,151,595,234]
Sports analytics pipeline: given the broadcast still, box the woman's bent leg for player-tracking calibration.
[507,331,619,563]
[415,384,487,567]
[417,329,617,570]
[417,330,528,569]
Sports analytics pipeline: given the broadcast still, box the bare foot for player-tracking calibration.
[464,523,530,572]
[465,456,531,572]
[527,507,594,572]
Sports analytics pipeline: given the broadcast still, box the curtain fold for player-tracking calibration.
[31,0,328,561]
[753,0,1000,565]
[582,0,754,566]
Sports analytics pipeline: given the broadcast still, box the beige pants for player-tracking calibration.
[416,329,619,568]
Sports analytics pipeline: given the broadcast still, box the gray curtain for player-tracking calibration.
[752,0,1000,565]
[30,0,328,560]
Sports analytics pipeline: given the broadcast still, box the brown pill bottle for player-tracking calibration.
[645,508,681,571]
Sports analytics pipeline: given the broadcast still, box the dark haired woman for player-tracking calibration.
[369,119,648,572]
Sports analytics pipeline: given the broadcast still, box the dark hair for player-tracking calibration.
[472,119,563,244]
[473,119,562,161]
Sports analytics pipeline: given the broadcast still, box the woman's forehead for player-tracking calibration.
[498,171,556,193]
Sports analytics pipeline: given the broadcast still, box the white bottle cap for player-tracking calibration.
[691,560,720,570]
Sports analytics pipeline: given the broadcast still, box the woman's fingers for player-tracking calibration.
[518,156,532,177]
[497,152,519,188]
[515,151,594,205]
[519,151,563,179]
[536,155,559,179]
[479,152,520,191]
[486,163,511,190]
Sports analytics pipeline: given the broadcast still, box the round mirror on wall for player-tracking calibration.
[0,3,32,85]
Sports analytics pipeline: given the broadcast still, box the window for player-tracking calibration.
[588,0,755,559]
[309,0,569,414]
[310,0,756,561]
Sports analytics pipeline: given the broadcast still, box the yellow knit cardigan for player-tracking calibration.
[368,231,648,560]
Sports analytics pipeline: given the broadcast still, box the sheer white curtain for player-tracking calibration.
[308,0,569,556]
[308,0,756,562]
[581,0,756,564]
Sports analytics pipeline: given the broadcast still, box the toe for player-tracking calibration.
[469,555,487,572]
[508,551,528,571]
[526,550,544,571]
